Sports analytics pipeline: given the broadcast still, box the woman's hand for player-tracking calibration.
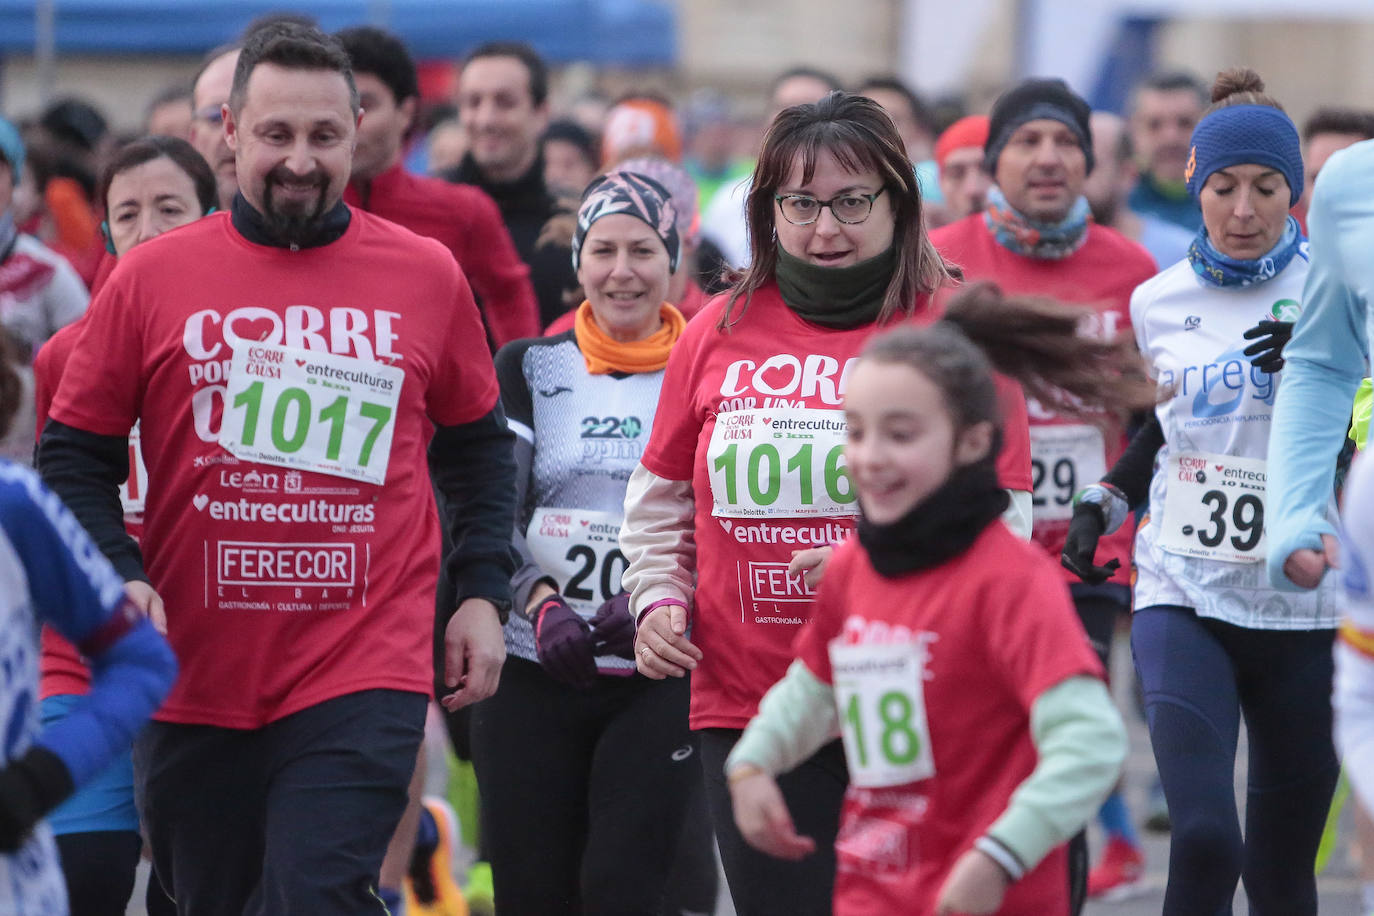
[933,848,1011,915]
[728,767,815,860]
[633,603,702,678]
[788,546,834,589]
[124,580,166,634]
[1283,534,1341,589]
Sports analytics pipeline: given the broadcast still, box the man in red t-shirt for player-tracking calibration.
[929,77,1158,901]
[337,26,540,351]
[38,24,516,915]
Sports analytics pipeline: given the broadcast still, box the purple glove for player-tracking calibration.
[589,592,635,659]
[534,595,598,689]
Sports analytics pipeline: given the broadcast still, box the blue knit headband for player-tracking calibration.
[1185,104,1303,206]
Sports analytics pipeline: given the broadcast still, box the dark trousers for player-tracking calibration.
[699,729,847,916]
[134,689,426,916]
[470,657,702,915]
[1132,605,1338,916]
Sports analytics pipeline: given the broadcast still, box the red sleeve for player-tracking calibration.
[32,322,79,440]
[455,188,540,349]
[426,261,501,426]
[49,275,143,436]
[986,550,1104,710]
[791,539,859,685]
[638,310,714,482]
[993,373,1032,491]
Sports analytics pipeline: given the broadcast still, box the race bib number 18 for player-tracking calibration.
[1158,452,1267,563]
[707,408,858,518]
[219,342,403,486]
[829,641,935,788]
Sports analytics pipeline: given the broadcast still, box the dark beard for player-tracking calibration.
[261,166,330,245]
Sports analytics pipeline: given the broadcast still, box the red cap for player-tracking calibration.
[601,99,683,168]
[935,115,990,170]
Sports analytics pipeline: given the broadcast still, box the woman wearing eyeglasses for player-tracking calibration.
[619,92,1034,915]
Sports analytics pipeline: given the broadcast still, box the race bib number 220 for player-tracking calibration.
[219,342,404,485]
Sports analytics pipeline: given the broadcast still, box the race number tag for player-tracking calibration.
[119,422,148,516]
[829,641,935,788]
[219,342,403,485]
[707,408,857,518]
[525,507,627,618]
[1158,452,1267,563]
[1030,424,1107,522]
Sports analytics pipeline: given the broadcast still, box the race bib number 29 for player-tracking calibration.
[219,342,403,486]
[707,408,857,518]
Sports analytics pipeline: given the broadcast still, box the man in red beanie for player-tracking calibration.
[935,115,992,222]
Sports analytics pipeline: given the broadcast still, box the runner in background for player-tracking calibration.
[619,91,1034,916]
[33,134,215,916]
[337,27,540,352]
[0,333,177,916]
[928,77,1158,903]
[38,24,515,914]
[1126,71,1207,232]
[1065,68,1339,915]
[726,310,1139,915]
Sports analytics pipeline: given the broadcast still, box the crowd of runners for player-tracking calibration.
[2,11,1374,916]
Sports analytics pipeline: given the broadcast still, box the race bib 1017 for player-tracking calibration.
[1158,451,1267,563]
[219,342,403,486]
[707,408,858,518]
[829,641,936,788]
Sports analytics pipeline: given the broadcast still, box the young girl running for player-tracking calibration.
[725,297,1143,915]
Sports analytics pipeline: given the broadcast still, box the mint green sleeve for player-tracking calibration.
[982,675,1126,875]
[726,659,839,777]
[1266,149,1370,590]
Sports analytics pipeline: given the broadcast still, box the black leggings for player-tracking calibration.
[54,830,140,916]
[699,729,847,916]
[470,657,703,915]
[1132,605,1338,915]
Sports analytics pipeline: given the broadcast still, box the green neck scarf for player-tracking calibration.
[774,245,896,328]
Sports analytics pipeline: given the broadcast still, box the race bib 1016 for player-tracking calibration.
[1158,451,1267,563]
[829,641,935,788]
[525,507,627,618]
[1030,424,1107,523]
[218,342,403,486]
[707,408,858,518]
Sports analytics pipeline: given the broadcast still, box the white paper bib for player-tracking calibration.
[1029,424,1107,523]
[525,507,627,618]
[706,408,858,518]
[1158,451,1268,563]
[829,641,935,788]
[219,342,403,486]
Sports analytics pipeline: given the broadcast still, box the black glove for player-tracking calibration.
[0,746,75,852]
[1242,320,1294,374]
[533,595,598,690]
[589,592,635,659]
[1061,502,1121,585]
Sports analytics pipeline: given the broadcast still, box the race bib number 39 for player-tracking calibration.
[707,408,857,518]
[1030,424,1107,522]
[829,641,935,788]
[219,342,403,486]
[1158,452,1267,563]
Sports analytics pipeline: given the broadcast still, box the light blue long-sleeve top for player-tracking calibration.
[1266,139,1374,590]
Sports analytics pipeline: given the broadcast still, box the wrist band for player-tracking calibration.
[1073,482,1130,535]
[637,597,689,630]
[974,835,1026,881]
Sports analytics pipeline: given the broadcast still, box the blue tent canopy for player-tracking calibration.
[0,0,676,65]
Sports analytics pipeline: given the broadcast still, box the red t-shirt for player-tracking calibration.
[930,216,1158,586]
[639,283,1032,729]
[49,210,499,728]
[345,163,539,349]
[793,526,1104,916]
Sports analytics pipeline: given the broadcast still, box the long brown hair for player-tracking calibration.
[721,91,954,329]
[863,282,1156,431]
[0,331,23,441]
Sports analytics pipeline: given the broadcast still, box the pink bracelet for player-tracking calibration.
[637,597,689,630]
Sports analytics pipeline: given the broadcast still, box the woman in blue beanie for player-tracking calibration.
[1062,68,1339,914]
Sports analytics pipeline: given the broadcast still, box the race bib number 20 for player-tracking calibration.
[219,342,404,486]
[707,408,857,518]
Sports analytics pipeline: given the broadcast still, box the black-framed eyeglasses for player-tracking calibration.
[774,188,885,226]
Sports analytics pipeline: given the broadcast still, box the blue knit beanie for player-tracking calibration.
[1185,104,1302,206]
